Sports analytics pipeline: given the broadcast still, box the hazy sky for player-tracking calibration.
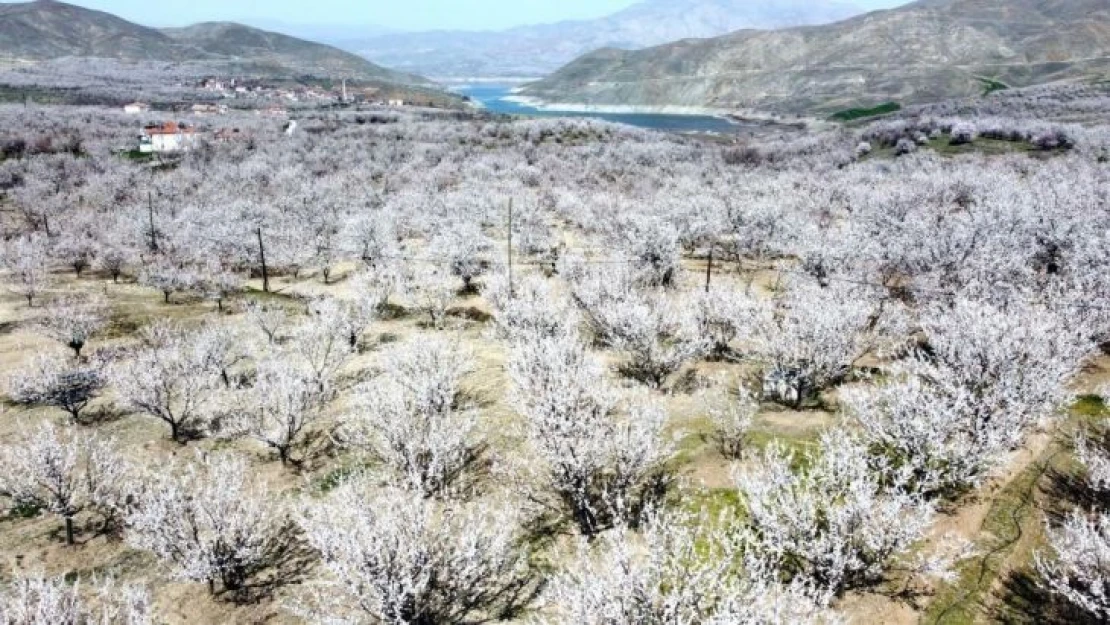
[63,0,909,32]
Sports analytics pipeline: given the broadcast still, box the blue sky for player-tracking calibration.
[65,0,908,32]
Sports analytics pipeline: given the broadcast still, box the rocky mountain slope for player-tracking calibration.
[340,0,863,79]
[520,0,1110,114]
[160,22,425,84]
[0,0,428,84]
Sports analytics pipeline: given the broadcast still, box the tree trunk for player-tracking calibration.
[65,516,74,546]
[257,227,269,293]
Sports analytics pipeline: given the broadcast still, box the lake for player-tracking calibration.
[454,84,745,134]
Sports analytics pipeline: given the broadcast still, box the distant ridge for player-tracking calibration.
[0,0,430,84]
[340,0,864,79]
[520,0,1110,114]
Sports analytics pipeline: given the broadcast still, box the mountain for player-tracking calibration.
[0,0,427,84]
[160,22,424,84]
[520,0,1110,114]
[340,0,864,80]
[238,19,396,44]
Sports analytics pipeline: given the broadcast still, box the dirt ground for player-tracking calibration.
[0,262,1105,624]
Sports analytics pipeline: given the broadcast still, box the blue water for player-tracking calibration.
[455,84,744,134]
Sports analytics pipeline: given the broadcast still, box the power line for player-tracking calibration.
[145,233,1110,313]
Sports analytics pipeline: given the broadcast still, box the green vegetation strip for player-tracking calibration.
[926,399,1106,624]
[925,455,1052,625]
[978,78,1009,96]
[830,102,901,122]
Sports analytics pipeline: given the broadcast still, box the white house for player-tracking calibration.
[123,102,150,115]
[139,122,199,153]
[191,103,227,116]
[388,99,405,107]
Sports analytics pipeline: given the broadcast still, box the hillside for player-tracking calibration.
[0,0,428,84]
[161,22,426,85]
[340,0,863,79]
[520,0,1110,114]
[0,0,181,60]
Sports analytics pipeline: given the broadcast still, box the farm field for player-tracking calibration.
[0,82,1108,624]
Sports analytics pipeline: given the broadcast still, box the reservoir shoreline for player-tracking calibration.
[456,84,754,135]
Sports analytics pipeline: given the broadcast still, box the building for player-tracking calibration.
[139,122,199,153]
[191,103,227,116]
[123,102,150,115]
[388,99,405,107]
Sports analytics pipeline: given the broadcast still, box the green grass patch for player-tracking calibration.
[681,487,744,520]
[8,500,43,520]
[925,458,1048,625]
[118,149,154,161]
[923,402,1103,625]
[313,464,363,494]
[1072,394,1107,418]
[0,85,73,105]
[242,287,304,307]
[746,428,821,457]
[830,102,901,122]
[927,136,1038,157]
[978,77,1009,96]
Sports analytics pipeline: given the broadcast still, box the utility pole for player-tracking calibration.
[507,198,514,299]
[705,240,714,293]
[257,227,270,293]
[147,191,158,252]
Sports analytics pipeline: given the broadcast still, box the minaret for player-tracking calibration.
[342,79,348,103]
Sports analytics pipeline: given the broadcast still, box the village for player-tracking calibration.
[121,76,415,153]
[194,76,410,108]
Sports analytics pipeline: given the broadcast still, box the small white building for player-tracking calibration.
[139,122,199,153]
[123,102,150,115]
[388,99,405,107]
[191,103,227,116]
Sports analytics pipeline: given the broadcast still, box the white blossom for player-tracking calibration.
[0,423,128,545]
[508,331,674,534]
[1036,512,1110,621]
[111,323,220,443]
[38,295,108,359]
[346,337,483,497]
[125,453,298,601]
[296,482,537,624]
[735,431,936,595]
[8,353,106,424]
